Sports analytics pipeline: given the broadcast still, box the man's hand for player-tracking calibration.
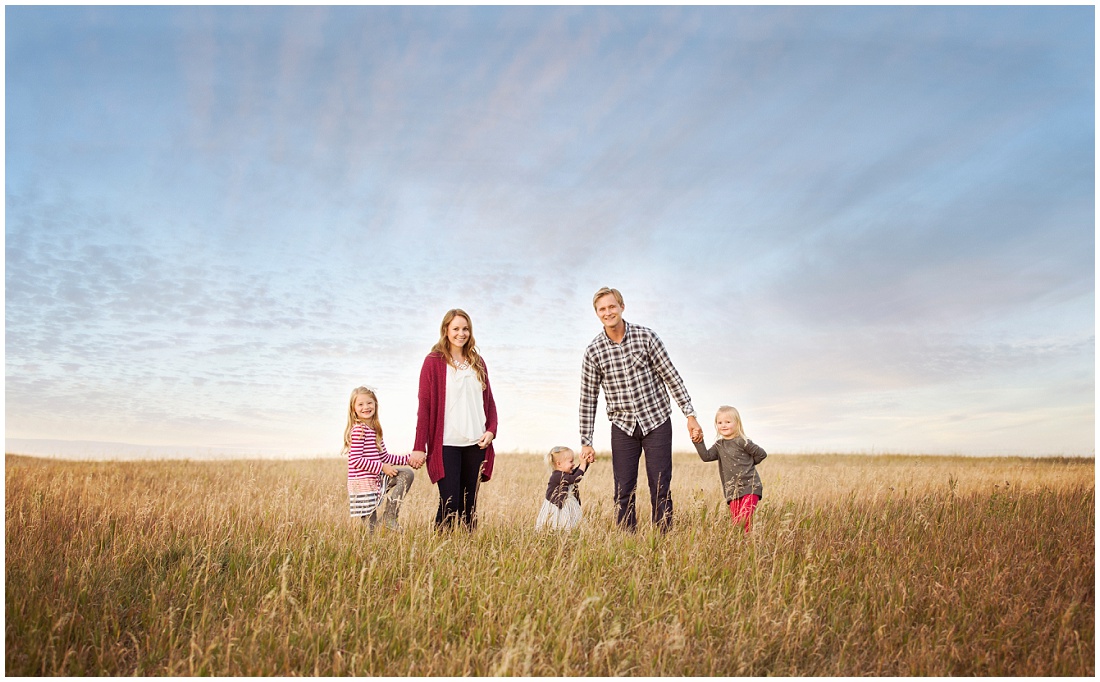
[687,416,704,443]
[580,445,596,464]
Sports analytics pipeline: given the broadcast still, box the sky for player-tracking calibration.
[5,5,1095,459]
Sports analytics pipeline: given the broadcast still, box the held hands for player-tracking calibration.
[580,445,596,464]
[687,416,704,443]
[477,431,494,449]
[408,451,427,470]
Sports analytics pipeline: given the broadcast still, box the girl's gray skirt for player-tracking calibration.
[349,490,382,518]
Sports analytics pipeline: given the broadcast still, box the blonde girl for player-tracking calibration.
[534,446,590,531]
[343,386,422,529]
[692,406,767,533]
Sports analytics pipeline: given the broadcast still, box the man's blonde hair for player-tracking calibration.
[592,287,624,309]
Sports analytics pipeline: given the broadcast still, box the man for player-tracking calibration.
[579,287,703,532]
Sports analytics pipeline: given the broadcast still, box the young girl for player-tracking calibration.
[535,446,590,531]
[343,386,422,530]
[693,406,767,533]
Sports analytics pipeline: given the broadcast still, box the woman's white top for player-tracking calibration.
[443,364,486,447]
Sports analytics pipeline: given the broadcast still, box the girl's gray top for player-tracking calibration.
[693,436,767,501]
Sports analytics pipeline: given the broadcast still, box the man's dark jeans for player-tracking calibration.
[610,417,673,532]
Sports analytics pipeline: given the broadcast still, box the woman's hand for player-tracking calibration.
[477,431,494,449]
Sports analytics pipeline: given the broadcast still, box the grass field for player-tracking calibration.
[5,451,1094,675]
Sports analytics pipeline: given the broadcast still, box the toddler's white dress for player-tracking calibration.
[535,486,582,530]
[535,465,587,531]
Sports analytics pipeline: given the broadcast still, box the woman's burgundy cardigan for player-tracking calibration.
[413,352,499,484]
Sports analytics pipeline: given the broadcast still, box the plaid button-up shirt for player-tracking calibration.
[580,321,695,446]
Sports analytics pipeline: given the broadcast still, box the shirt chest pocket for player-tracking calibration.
[628,350,649,372]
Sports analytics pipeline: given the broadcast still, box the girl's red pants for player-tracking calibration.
[729,494,760,533]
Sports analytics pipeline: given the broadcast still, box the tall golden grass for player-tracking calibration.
[5,451,1093,675]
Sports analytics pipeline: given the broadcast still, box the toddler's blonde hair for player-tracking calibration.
[715,405,746,440]
[545,445,574,470]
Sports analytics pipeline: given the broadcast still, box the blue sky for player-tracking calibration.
[6,6,1094,458]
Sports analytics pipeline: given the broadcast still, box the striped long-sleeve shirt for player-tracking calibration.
[580,320,695,446]
[347,423,409,494]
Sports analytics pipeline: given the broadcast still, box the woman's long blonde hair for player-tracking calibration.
[344,386,382,453]
[430,308,486,388]
[715,405,746,440]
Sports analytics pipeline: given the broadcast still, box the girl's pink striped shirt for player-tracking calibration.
[347,423,410,494]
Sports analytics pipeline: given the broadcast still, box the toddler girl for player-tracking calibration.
[343,386,423,530]
[693,406,767,533]
[534,446,590,531]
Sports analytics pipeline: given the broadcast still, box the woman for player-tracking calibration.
[412,309,498,530]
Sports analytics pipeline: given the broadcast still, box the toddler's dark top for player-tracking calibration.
[545,466,587,508]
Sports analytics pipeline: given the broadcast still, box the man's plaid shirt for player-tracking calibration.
[580,320,695,446]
